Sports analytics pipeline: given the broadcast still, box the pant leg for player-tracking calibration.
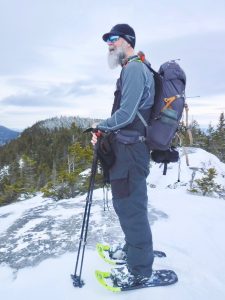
[110,141,154,277]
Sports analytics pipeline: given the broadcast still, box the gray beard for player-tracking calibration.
[107,46,126,69]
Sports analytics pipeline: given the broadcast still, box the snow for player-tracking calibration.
[0,195,52,233]
[39,116,100,131]
[0,148,225,299]
[0,165,9,179]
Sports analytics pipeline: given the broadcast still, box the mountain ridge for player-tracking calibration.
[0,125,20,146]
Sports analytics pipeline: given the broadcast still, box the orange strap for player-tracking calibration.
[161,96,178,111]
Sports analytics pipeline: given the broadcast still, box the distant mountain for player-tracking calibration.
[0,116,101,147]
[0,125,20,146]
[37,116,101,131]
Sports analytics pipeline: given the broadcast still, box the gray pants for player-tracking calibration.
[110,140,154,277]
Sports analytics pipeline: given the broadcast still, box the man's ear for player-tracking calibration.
[121,37,130,48]
[124,40,131,48]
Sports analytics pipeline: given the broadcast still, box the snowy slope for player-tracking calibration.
[0,148,225,299]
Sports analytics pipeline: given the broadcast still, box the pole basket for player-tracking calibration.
[71,274,85,288]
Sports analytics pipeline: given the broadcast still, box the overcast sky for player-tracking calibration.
[0,0,225,130]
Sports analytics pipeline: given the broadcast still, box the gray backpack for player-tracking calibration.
[136,55,187,175]
[137,58,186,151]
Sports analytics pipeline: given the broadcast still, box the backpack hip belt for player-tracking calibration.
[115,129,146,145]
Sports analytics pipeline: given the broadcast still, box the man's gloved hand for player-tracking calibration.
[91,123,102,145]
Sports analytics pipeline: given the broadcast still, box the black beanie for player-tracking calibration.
[102,24,136,48]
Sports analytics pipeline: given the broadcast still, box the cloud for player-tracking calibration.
[144,32,225,98]
[188,93,225,127]
[0,79,99,108]
[45,81,97,98]
[1,94,63,107]
[1,0,225,129]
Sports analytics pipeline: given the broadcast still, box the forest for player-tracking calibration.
[0,113,224,206]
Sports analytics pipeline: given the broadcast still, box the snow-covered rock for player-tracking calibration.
[0,148,225,299]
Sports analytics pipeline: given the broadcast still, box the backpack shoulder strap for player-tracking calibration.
[137,62,162,127]
[137,111,148,127]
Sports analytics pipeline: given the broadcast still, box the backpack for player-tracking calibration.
[137,52,187,174]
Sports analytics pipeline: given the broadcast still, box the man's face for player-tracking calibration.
[107,37,128,69]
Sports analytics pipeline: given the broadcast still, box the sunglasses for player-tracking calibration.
[106,35,120,43]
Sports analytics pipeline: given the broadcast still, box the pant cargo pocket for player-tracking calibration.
[111,177,129,199]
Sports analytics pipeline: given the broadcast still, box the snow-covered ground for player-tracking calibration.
[0,148,225,299]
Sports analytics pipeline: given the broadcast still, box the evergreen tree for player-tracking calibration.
[0,119,95,205]
[217,112,225,132]
[190,167,222,196]
[20,155,37,194]
[205,123,216,154]
[179,119,207,147]
[211,112,225,162]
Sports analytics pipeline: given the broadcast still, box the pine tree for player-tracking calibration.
[179,119,207,147]
[20,155,37,195]
[212,112,225,162]
[193,168,222,196]
[205,123,216,154]
[217,112,225,132]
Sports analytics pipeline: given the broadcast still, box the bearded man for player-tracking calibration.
[91,24,155,287]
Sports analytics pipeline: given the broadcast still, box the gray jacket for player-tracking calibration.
[97,59,155,132]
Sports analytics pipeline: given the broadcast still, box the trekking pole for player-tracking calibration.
[103,184,110,211]
[71,130,100,288]
[176,133,182,183]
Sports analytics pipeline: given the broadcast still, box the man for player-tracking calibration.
[92,24,155,288]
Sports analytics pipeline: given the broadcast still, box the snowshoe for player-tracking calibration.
[96,243,166,265]
[95,266,178,292]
